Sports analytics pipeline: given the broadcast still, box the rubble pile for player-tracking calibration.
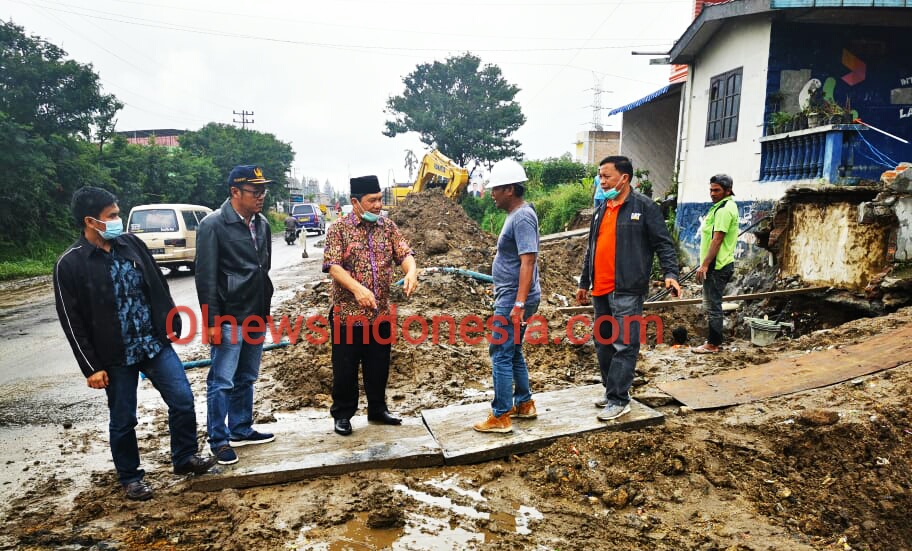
[390,188,495,272]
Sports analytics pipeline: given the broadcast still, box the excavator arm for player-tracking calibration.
[412,150,469,199]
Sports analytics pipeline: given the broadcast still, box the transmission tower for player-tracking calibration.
[587,74,611,131]
[233,109,255,129]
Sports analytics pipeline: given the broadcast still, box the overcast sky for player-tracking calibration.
[2,0,692,191]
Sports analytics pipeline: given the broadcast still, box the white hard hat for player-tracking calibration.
[485,159,527,189]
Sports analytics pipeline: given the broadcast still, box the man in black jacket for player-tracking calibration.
[54,187,215,502]
[195,165,275,465]
[576,156,681,421]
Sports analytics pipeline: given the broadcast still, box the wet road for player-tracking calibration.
[0,232,324,412]
[0,231,326,504]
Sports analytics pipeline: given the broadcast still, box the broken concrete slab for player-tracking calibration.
[633,389,676,408]
[658,324,912,410]
[421,384,663,465]
[190,411,443,491]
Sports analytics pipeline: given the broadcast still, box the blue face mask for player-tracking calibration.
[595,187,619,201]
[92,217,123,240]
[355,201,379,223]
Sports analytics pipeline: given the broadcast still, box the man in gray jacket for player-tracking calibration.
[576,156,680,421]
[195,165,275,465]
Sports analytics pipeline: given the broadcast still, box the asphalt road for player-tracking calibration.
[0,231,324,399]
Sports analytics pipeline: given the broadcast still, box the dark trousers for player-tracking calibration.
[330,319,392,420]
[703,262,734,346]
[592,292,644,407]
[105,345,198,485]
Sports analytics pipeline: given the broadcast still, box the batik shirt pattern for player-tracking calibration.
[109,248,162,365]
[322,213,413,323]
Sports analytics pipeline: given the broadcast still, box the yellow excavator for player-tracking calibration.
[383,149,470,208]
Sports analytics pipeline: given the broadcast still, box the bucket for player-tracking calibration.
[748,319,780,346]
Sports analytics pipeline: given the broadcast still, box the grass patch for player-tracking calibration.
[265,210,288,235]
[462,181,592,236]
[0,237,75,281]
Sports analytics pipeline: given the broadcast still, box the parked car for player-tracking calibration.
[292,203,325,234]
[127,203,213,273]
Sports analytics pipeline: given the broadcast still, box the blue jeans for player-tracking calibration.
[591,293,645,407]
[207,324,264,450]
[703,263,734,346]
[489,303,539,417]
[106,345,198,485]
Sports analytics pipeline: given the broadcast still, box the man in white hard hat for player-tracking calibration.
[473,159,541,433]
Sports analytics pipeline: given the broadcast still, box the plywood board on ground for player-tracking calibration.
[658,325,912,410]
[191,410,442,491]
[421,384,663,465]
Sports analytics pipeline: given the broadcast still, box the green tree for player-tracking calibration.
[383,52,526,168]
[99,135,221,212]
[179,123,295,205]
[0,20,121,248]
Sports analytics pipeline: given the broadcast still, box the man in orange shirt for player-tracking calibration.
[576,156,681,421]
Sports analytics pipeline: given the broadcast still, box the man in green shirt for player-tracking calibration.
[692,174,739,354]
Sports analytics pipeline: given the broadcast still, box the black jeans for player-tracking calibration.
[330,317,392,420]
[703,262,734,346]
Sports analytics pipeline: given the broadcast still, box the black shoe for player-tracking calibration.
[123,480,153,501]
[334,418,352,436]
[173,454,218,475]
[367,410,402,425]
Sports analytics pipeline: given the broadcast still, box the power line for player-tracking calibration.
[102,0,683,43]
[233,110,254,130]
[13,0,674,54]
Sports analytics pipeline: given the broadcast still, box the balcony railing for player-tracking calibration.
[759,124,868,183]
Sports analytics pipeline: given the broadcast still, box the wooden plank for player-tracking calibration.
[191,411,443,491]
[658,324,912,410]
[556,287,829,314]
[421,384,663,465]
[539,228,589,243]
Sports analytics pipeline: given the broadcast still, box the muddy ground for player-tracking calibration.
[2,192,910,550]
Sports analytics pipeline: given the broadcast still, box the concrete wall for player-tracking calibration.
[575,131,620,165]
[678,16,783,204]
[767,21,912,181]
[897,197,912,262]
[675,200,774,266]
[620,89,682,198]
[779,202,890,290]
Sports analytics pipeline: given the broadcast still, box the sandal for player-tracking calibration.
[691,343,721,354]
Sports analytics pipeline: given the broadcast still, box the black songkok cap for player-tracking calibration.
[350,175,381,195]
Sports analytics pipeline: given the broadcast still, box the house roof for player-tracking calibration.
[608,83,684,116]
[668,0,775,65]
[667,0,912,65]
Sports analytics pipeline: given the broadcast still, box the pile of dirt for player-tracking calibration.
[390,188,495,272]
[539,234,588,302]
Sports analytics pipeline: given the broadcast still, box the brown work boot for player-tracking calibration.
[473,411,512,433]
[507,399,537,419]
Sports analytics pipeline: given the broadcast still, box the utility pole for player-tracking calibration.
[233,109,254,129]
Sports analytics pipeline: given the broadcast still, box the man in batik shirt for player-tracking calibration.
[322,175,418,436]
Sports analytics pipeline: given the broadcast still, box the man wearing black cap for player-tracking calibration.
[322,175,418,436]
[692,174,739,354]
[196,165,276,464]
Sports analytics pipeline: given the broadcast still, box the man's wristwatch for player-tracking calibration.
[514,301,525,308]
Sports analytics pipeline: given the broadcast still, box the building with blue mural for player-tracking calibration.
[615,0,912,265]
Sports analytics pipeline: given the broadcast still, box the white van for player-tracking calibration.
[127,203,213,273]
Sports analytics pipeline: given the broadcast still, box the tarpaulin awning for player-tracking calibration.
[608,82,683,116]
